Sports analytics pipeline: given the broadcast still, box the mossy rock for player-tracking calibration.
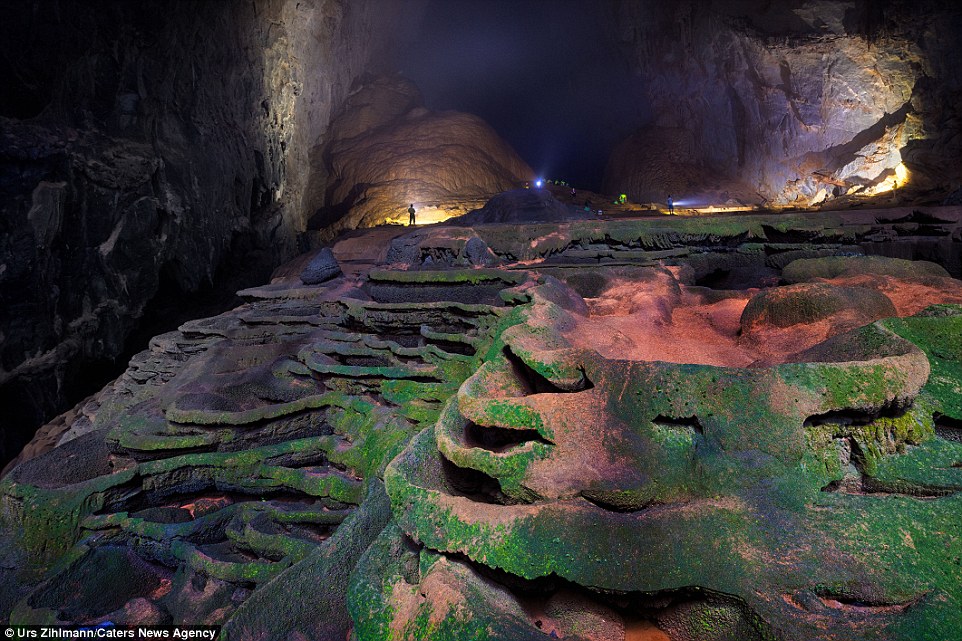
[783,255,950,283]
[741,282,896,331]
[372,278,962,641]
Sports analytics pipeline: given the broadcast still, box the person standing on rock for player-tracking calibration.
[408,203,416,226]
[667,194,674,214]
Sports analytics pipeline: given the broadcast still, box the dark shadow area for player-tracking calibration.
[463,420,551,453]
[0,255,272,472]
[934,414,962,443]
[503,346,592,394]
[435,548,773,641]
[440,454,512,505]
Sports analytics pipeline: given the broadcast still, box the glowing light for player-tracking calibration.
[388,197,489,226]
[895,162,909,188]
[660,196,757,215]
[406,205,455,225]
[535,179,543,188]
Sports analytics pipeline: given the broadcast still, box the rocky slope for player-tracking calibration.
[0,0,422,464]
[604,0,962,208]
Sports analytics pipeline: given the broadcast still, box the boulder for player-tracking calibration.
[740,282,897,333]
[300,247,342,284]
[782,255,951,283]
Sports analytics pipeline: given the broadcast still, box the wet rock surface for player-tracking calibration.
[2,208,962,640]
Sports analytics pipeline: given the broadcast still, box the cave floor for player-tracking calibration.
[2,205,962,641]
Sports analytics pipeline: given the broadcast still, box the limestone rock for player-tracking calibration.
[604,1,962,207]
[783,255,951,283]
[385,227,504,269]
[380,271,962,640]
[309,75,533,236]
[462,236,498,267]
[740,283,898,332]
[4,212,962,641]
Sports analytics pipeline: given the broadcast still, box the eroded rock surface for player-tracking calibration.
[0,0,423,465]
[3,208,962,640]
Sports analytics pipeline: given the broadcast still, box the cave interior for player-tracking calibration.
[1,1,962,639]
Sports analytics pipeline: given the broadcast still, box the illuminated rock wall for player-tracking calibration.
[309,75,533,238]
[0,0,419,464]
[604,0,962,207]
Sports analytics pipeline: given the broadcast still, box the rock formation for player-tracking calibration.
[448,188,595,226]
[603,0,962,208]
[2,202,962,639]
[309,75,533,237]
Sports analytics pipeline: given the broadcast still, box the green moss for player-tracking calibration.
[884,308,962,418]
[368,268,525,286]
[176,539,285,584]
[780,361,907,411]
[165,392,339,425]
[0,467,139,561]
[782,255,949,283]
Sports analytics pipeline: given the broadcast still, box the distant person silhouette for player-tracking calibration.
[408,203,416,226]
[667,195,674,214]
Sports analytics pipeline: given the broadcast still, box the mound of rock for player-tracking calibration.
[385,227,502,269]
[740,282,897,335]
[783,255,951,283]
[448,188,594,226]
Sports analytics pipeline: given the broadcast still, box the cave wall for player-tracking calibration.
[309,74,534,237]
[0,0,418,464]
[604,0,962,207]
